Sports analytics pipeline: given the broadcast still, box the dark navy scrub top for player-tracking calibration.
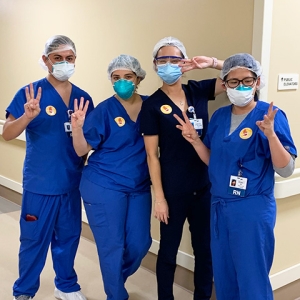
[140,79,216,196]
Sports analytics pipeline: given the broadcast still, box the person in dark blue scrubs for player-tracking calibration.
[174,53,297,300]
[139,37,224,300]
[71,54,152,300]
[3,35,93,300]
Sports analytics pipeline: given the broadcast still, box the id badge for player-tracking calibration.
[189,118,203,136]
[64,122,72,137]
[227,175,247,197]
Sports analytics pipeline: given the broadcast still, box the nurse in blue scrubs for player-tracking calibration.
[71,54,151,300]
[174,53,297,300]
[3,35,93,300]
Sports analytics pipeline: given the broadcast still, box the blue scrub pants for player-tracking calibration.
[80,176,152,300]
[13,189,82,298]
[156,184,212,300]
[211,195,276,300]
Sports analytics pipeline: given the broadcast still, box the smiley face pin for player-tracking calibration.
[114,117,125,127]
[45,106,56,116]
[239,128,253,139]
[160,105,172,114]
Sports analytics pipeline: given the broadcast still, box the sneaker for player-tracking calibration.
[13,296,32,300]
[54,287,87,300]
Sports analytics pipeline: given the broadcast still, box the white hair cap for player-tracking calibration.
[220,53,265,89]
[220,53,262,79]
[152,37,188,59]
[43,35,76,56]
[107,54,146,80]
[39,35,76,70]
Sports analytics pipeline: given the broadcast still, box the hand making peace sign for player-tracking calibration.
[179,56,215,73]
[256,102,278,138]
[173,111,200,144]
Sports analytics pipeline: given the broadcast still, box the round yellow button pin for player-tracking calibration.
[239,128,252,139]
[114,117,125,127]
[45,106,56,116]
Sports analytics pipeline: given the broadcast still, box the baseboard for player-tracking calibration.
[0,176,23,195]
[273,279,300,300]
[0,184,22,206]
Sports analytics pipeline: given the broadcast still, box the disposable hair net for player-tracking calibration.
[39,35,76,70]
[107,54,146,80]
[152,37,188,59]
[43,35,76,56]
[220,53,265,89]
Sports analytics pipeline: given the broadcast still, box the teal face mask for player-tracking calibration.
[235,85,252,91]
[113,79,135,100]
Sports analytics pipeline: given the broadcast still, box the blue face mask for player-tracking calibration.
[113,79,135,100]
[157,63,182,85]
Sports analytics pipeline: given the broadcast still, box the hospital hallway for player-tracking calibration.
[0,196,193,300]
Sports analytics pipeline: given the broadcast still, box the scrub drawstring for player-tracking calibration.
[212,198,226,239]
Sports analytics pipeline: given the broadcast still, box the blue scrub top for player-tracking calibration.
[140,79,216,196]
[82,95,150,193]
[6,78,94,195]
[204,100,297,199]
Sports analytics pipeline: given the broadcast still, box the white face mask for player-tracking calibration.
[51,61,75,81]
[226,85,254,107]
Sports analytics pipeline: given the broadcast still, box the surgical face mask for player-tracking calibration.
[51,61,75,81]
[157,63,182,85]
[226,85,255,107]
[113,79,135,100]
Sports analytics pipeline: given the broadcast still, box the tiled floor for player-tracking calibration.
[0,197,193,300]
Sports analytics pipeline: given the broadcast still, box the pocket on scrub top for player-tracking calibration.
[83,202,107,228]
[241,156,265,176]
[20,216,40,241]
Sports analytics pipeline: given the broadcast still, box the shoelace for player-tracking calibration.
[16,296,31,300]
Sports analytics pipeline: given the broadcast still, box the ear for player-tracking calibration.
[221,81,227,91]
[153,59,158,72]
[41,55,52,72]
[135,77,142,87]
[42,55,48,64]
[256,77,261,88]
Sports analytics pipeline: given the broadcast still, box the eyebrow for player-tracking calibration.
[53,54,75,58]
[228,77,256,81]
[113,73,134,77]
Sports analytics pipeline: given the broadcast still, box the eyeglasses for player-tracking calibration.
[155,56,183,65]
[224,77,257,88]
